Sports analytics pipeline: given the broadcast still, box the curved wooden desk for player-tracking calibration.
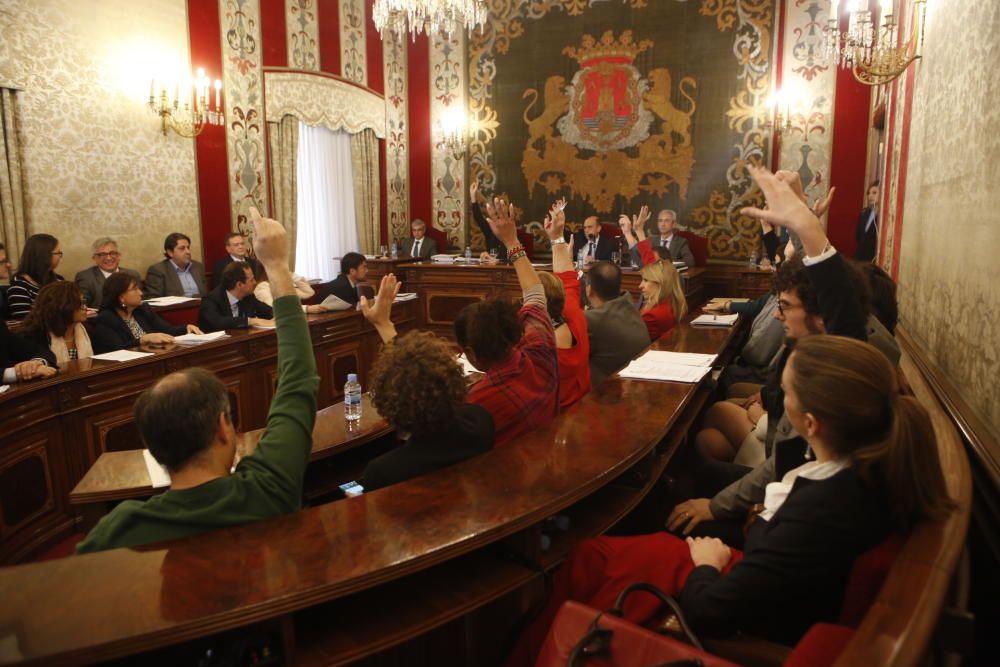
[0,318,742,666]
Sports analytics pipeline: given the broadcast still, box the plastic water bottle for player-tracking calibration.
[390,242,398,259]
[344,374,362,421]
[464,246,472,262]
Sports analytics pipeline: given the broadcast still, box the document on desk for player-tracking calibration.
[0,385,9,394]
[456,353,480,376]
[174,331,229,345]
[691,313,739,327]
[91,350,155,362]
[639,350,717,367]
[618,353,714,383]
[320,293,354,311]
[144,296,197,307]
[142,449,171,488]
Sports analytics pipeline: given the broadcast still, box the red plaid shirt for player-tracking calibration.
[468,285,559,446]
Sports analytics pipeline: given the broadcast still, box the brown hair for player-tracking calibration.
[537,272,566,322]
[453,300,522,365]
[639,261,687,321]
[370,331,468,436]
[100,272,138,313]
[790,335,954,530]
[15,233,60,286]
[22,281,84,338]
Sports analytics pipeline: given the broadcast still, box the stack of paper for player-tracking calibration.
[144,296,197,307]
[174,331,229,345]
[0,385,9,394]
[431,254,459,263]
[91,350,155,362]
[142,449,171,488]
[618,350,717,383]
[691,313,739,327]
[394,292,419,302]
[252,322,277,330]
[320,294,353,311]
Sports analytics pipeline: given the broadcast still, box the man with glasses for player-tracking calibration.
[75,237,142,307]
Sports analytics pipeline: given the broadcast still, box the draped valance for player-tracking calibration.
[264,71,386,138]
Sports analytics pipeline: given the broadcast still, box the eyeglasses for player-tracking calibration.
[776,300,804,315]
[51,250,64,256]
[94,252,121,259]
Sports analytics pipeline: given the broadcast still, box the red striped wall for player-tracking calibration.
[407,34,432,229]
[260,0,287,67]
[318,0,341,74]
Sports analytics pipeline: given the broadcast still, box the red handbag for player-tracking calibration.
[535,584,739,667]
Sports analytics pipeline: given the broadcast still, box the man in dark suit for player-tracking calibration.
[647,209,696,266]
[2,318,57,383]
[573,216,615,264]
[854,182,879,261]
[75,237,142,307]
[400,219,439,259]
[211,232,261,287]
[198,262,274,332]
[314,252,368,307]
[145,233,208,298]
[584,261,649,386]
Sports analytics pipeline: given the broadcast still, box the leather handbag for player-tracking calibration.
[535,583,739,667]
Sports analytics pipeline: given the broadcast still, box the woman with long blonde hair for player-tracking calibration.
[638,259,687,341]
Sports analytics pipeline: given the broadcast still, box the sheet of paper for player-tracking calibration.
[144,296,197,307]
[91,349,155,362]
[142,449,171,488]
[252,323,277,329]
[0,385,9,394]
[431,254,458,263]
[638,350,717,367]
[456,353,479,376]
[691,313,739,327]
[617,358,713,383]
[393,292,419,302]
[174,331,229,345]
[320,293,354,311]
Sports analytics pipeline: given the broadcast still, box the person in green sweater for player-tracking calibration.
[77,208,319,554]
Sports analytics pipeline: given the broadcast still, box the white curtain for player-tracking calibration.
[294,123,360,281]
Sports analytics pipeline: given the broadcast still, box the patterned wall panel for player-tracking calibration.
[220,0,270,237]
[778,0,836,206]
[383,31,411,244]
[466,0,776,261]
[431,32,467,249]
[286,0,320,70]
[339,0,367,85]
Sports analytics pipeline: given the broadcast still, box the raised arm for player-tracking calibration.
[741,167,829,258]
[546,198,573,274]
[485,197,539,294]
[360,273,402,343]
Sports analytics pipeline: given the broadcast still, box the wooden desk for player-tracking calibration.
[0,303,416,564]
[0,319,744,666]
[148,298,202,327]
[701,264,774,300]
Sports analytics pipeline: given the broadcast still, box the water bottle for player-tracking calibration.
[344,373,362,421]
[464,245,472,262]
[390,242,398,259]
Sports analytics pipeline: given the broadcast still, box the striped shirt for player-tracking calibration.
[467,284,559,447]
[7,275,42,319]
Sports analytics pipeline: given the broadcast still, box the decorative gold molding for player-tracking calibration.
[263,71,386,137]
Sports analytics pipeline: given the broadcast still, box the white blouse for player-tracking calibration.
[759,458,849,522]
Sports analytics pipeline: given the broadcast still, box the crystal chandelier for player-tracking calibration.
[823,0,927,86]
[149,68,224,138]
[372,0,488,41]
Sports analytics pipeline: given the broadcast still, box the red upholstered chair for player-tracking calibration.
[837,532,905,627]
[599,222,623,243]
[676,230,707,266]
[423,225,450,255]
[516,229,535,260]
[784,624,856,667]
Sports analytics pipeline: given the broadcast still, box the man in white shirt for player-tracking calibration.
[74,237,142,307]
[401,219,438,259]
[648,209,696,266]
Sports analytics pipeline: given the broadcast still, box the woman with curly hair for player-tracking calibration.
[359,279,494,492]
[21,281,93,364]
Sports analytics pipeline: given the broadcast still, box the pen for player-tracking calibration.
[713,315,717,321]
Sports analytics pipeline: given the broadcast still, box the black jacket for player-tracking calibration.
[1,318,57,370]
[197,285,274,332]
[574,232,616,262]
[211,256,261,289]
[360,404,495,492]
[854,207,878,261]
[314,274,360,307]
[471,202,508,262]
[681,466,893,644]
[90,305,186,353]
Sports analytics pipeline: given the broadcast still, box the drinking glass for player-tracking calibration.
[489,247,499,264]
[379,244,388,258]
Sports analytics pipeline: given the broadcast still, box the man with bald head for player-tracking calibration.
[77,208,318,553]
[573,216,615,264]
[648,209,696,266]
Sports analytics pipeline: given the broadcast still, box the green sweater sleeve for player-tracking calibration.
[232,294,319,512]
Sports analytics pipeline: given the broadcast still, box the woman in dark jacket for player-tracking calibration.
[90,272,202,353]
[7,234,64,319]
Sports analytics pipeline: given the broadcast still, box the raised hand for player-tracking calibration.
[635,204,651,230]
[618,214,633,236]
[741,166,820,233]
[813,186,836,217]
[248,207,289,269]
[544,198,567,240]
[360,273,401,343]
[484,197,520,249]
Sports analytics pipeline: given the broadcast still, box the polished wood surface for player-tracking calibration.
[68,395,390,506]
[0,303,416,564]
[0,318,742,666]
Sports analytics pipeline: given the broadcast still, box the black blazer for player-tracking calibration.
[680,467,893,645]
[854,207,878,261]
[471,202,508,262]
[314,274,359,307]
[1,318,57,370]
[573,232,616,262]
[211,256,261,288]
[90,306,186,353]
[360,404,495,493]
[197,285,274,332]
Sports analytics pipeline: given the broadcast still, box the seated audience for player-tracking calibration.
[314,252,368,307]
[145,232,208,298]
[636,259,686,341]
[90,272,202,353]
[7,233,64,319]
[573,216,615,264]
[0,242,10,316]
[74,237,142,308]
[536,199,591,410]
[76,207,319,553]
[454,197,558,446]
[2,317,57,383]
[401,219,438,259]
[707,290,785,395]
[198,262,274,332]
[584,261,650,386]
[20,281,93,364]
[254,270,327,314]
[358,281,494,491]
[211,232,260,287]
[508,334,954,663]
[648,208,696,267]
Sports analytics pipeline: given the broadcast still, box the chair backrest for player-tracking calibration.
[676,230,707,266]
[599,222,622,242]
[423,225,449,254]
[837,532,905,627]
